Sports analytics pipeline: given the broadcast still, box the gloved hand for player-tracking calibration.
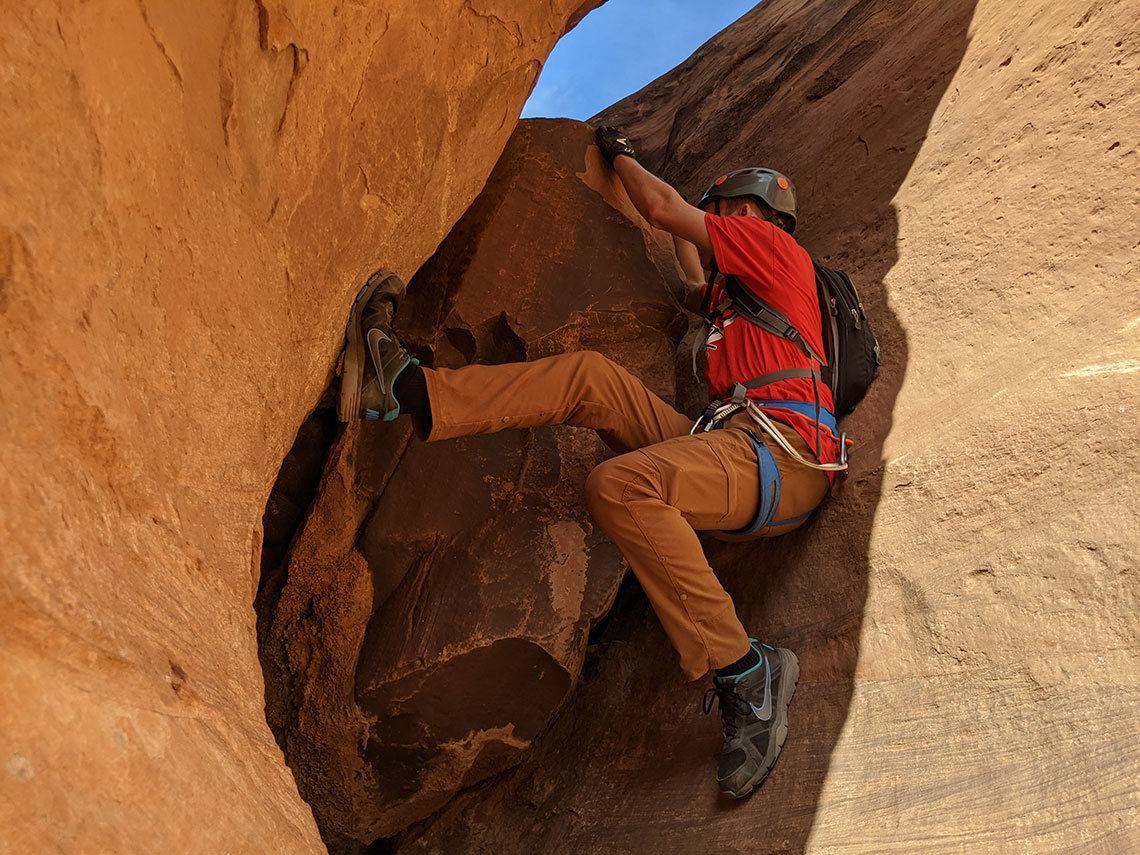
[595,126,637,165]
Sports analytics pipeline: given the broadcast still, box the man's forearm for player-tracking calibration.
[673,238,709,314]
[673,235,705,285]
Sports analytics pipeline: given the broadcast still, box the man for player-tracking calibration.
[335,126,844,798]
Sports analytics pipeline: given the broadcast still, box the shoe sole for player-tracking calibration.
[336,270,402,422]
[724,647,800,799]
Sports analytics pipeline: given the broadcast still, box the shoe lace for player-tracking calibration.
[702,682,752,740]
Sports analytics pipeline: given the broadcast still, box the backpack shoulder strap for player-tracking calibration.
[723,275,824,365]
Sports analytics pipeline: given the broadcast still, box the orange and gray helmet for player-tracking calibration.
[697,167,798,233]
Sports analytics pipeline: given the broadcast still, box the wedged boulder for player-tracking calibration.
[0,1,601,851]
[401,0,1140,852]
[261,119,690,844]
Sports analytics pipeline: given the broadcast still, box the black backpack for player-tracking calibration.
[712,261,881,417]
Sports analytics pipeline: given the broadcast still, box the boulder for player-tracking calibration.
[400,0,1140,851]
[260,119,690,844]
[0,1,601,851]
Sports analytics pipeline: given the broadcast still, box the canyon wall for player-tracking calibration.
[4,0,1139,851]
[0,1,600,851]
[399,0,1140,852]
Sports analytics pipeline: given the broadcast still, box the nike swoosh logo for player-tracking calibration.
[367,328,391,395]
[748,655,773,721]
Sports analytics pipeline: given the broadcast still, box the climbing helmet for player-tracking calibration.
[698,167,797,233]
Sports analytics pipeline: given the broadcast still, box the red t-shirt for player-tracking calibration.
[703,213,839,467]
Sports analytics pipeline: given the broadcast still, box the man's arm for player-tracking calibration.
[613,156,712,258]
[595,127,713,258]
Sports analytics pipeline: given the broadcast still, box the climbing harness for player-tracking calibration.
[690,389,848,538]
[690,386,849,474]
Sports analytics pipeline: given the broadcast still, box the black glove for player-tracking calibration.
[595,126,637,166]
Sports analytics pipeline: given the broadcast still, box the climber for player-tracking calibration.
[334,126,843,799]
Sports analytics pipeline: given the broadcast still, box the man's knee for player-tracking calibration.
[564,350,620,388]
[585,457,619,520]
[585,453,658,520]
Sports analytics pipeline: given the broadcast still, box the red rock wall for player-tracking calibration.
[260,119,690,845]
[0,1,600,851]
[6,0,1138,849]
[401,0,1140,852]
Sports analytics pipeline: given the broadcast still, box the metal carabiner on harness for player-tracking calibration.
[691,381,764,435]
[690,400,743,435]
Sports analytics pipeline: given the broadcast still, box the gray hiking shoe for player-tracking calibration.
[337,269,417,422]
[703,641,800,798]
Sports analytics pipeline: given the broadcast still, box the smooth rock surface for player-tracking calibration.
[260,119,689,844]
[0,1,600,851]
[401,0,1140,851]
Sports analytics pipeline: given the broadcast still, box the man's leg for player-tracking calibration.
[584,425,758,679]
[584,418,828,797]
[337,271,690,451]
[422,350,692,454]
[341,272,825,673]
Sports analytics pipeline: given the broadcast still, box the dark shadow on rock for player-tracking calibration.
[255,392,340,718]
[393,0,977,851]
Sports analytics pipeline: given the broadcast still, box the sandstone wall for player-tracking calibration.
[402,0,1140,851]
[5,0,1138,850]
[0,1,600,851]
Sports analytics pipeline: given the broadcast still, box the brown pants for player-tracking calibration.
[423,351,829,680]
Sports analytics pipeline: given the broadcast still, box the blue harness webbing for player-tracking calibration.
[723,432,796,536]
[751,399,838,435]
[719,401,837,536]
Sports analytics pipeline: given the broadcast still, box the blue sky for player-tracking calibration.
[522,0,760,120]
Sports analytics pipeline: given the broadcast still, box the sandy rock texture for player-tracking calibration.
[401,0,1140,852]
[258,119,688,845]
[0,1,600,851]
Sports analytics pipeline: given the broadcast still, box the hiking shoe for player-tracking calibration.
[337,269,417,422]
[702,641,800,798]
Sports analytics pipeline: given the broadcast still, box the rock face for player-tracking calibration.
[6,0,1139,850]
[259,119,689,844]
[0,2,600,851]
[398,0,1140,852]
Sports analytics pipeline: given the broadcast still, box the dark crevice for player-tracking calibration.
[253,388,341,763]
[488,312,528,363]
[442,326,477,364]
[252,0,270,50]
[256,396,340,609]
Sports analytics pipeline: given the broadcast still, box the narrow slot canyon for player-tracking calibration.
[4,0,1139,852]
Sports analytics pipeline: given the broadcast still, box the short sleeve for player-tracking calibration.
[704,213,779,279]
